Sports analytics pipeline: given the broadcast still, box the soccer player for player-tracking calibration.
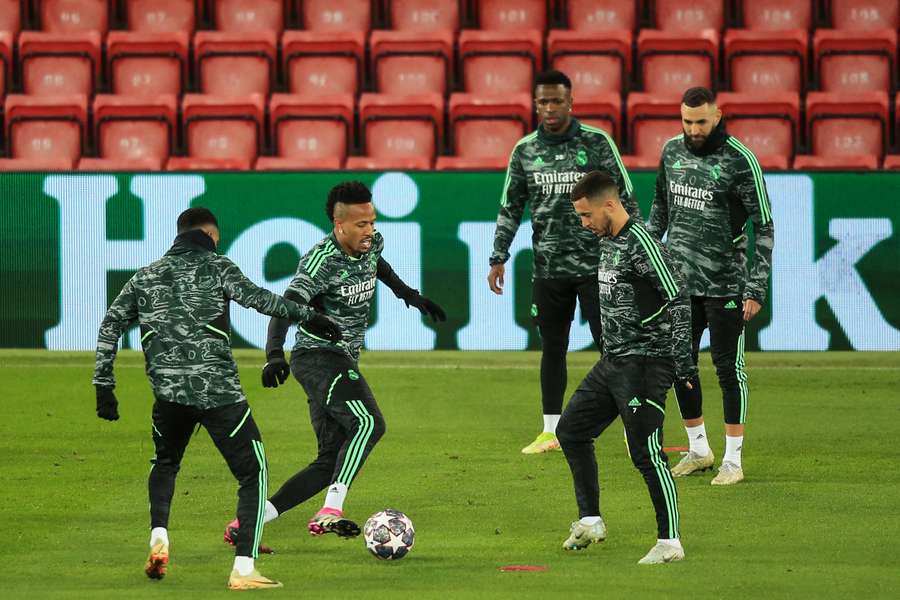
[646,87,774,485]
[558,171,695,565]
[224,181,445,546]
[488,69,641,455]
[92,207,332,590]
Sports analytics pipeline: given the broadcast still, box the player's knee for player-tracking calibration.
[371,413,386,444]
[539,323,569,355]
[713,362,739,388]
[151,456,181,475]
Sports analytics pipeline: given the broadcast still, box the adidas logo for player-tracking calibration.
[628,398,641,407]
[724,300,738,309]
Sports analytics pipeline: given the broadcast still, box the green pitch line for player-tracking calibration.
[1,351,898,599]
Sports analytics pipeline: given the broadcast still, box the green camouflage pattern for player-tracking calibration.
[647,133,775,303]
[596,220,695,380]
[286,231,384,361]
[93,239,308,409]
[491,119,642,279]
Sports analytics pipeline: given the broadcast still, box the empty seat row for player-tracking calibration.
[4,1,898,35]
[3,91,898,171]
[2,28,898,100]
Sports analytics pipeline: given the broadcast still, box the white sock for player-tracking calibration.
[685,424,711,456]
[233,556,254,576]
[579,516,602,526]
[323,482,348,512]
[543,414,561,434]
[658,538,683,550]
[264,500,279,524]
[724,435,744,467]
[149,527,168,547]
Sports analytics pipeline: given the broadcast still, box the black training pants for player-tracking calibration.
[149,399,268,558]
[674,296,748,425]
[532,276,604,415]
[268,350,385,515]
[557,356,680,540]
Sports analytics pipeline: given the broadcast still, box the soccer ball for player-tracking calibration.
[363,509,415,560]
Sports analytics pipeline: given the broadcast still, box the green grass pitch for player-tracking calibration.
[2,350,899,598]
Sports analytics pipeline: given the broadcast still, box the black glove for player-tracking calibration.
[676,367,699,391]
[262,354,291,388]
[304,313,343,343]
[402,292,447,322]
[95,385,119,421]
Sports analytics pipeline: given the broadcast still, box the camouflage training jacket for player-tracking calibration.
[491,118,642,280]
[646,122,775,303]
[274,231,385,362]
[597,219,695,380]
[93,235,308,409]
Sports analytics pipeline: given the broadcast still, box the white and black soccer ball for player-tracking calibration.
[363,509,415,560]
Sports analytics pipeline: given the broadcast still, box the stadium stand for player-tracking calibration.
[194,31,277,96]
[4,94,87,165]
[725,29,807,93]
[265,93,353,166]
[806,91,889,161]
[93,94,176,166]
[357,92,443,166]
[213,0,284,32]
[830,0,898,30]
[739,0,812,30]
[564,0,636,30]
[654,0,724,31]
[0,0,21,36]
[444,92,531,164]
[814,29,896,93]
[626,93,682,161]
[477,0,546,31]
[459,29,543,94]
[177,94,264,169]
[548,29,631,95]
[637,29,718,95]
[299,0,371,31]
[717,92,800,169]
[40,0,109,33]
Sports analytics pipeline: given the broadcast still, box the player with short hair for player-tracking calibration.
[93,207,318,590]
[224,181,445,547]
[558,171,695,565]
[489,69,641,455]
[647,87,775,485]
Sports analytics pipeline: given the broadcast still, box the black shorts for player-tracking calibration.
[531,276,602,327]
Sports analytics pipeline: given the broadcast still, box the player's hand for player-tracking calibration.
[95,385,119,421]
[743,299,762,322]
[487,264,505,295]
[676,368,699,391]
[261,355,290,388]
[404,293,447,322]
[304,313,343,343]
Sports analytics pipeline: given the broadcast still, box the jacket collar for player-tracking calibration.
[537,117,581,145]
[166,229,216,255]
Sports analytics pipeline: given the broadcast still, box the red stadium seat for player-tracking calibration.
[573,93,621,140]
[627,93,681,159]
[5,94,86,163]
[459,30,543,95]
[78,157,163,170]
[269,93,352,163]
[548,30,631,96]
[40,0,108,33]
[740,0,811,31]
[793,155,879,170]
[214,0,283,32]
[299,0,371,31]
[255,156,344,170]
[388,0,460,31]
[806,91,888,160]
[181,94,264,165]
[0,0,22,36]
[283,31,365,96]
[345,156,432,169]
[637,29,718,95]
[882,155,900,170]
[358,93,443,163]
[717,92,799,164]
[167,157,253,170]
[830,0,898,31]
[621,155,663,169]
[107,31,188,97]
[194,31,276,97]
[478,0,546,31]
[435,156,509,170]
[814,29,896,93]
[19,32,101,96]
[564,0,636,31]
[126,0,195,33]
[93,94,176,164]
[725,29,807,93]
[370,30,453,95]
[448,92,531,160]
[655,0,724,31]
[0,158,76,170]
[0,33,10,98]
